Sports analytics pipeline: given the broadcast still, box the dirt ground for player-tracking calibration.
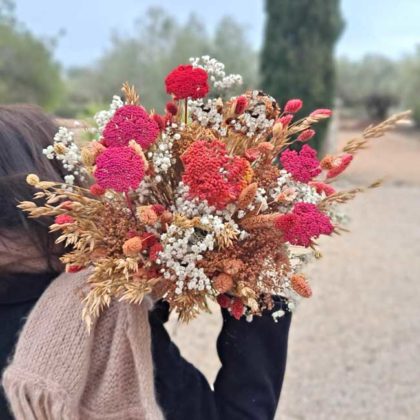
[167,118,420,419]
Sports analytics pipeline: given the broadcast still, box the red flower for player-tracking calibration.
[217,294,231,309]
[152,114,165,131]
[234,96,248,114]
[149,242,163,262]
[309,181,336,197]
[182,140,252,208]
[280,144,321,183]
[94,146,145,193]
[274,202,334,247]
[230,297,244,320]
[310,108,332,117]
[165,64,209,100]
[284,99,303,113]
[151,204,166,216]
[103,105,159,149]
[90,183,106,196]
[55,214,74,225]
[326,154,353,178]
[140,232,158,249]
[277,114,293,127]
[297,129,315,142]
[165,101,178,116]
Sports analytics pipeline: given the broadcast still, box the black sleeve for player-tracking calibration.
[149,299,291,420]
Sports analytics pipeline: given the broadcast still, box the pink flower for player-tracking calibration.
[55,214,74,225]
[234,96,248,114]
[280,144,321,183]
[309,181,336,196]
[274,202,334,247]
[277,114,293,127]
[165,64,209,100]
[94,146,145,193]
[103,105,159,149]
[284,99,303,113]
[326,154,353,178]
[297,129,315,142]
[310,108,332,117]
[90,183,106,196]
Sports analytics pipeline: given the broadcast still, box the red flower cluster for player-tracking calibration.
[234,96,248,114]
[216,295,244,319]
[94,146,145,193]
[182,140,252,208]
[326,154,353,178]
[280,144,321,183]
[275,202,334,247]
[309,181,336,197]
[165,64,209,100]
[103,105,159,149]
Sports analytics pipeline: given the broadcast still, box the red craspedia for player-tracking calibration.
[234,96,248,114]
[66,265,83,273]
[230,297,244,320]
[165,101,178,116]
[165,64,209,100]
[277,114,294,127]
[274,202,334,247]
[217,294,231,309]
[90,183,106,196]
[327,154,353,178]
[152,113,165,131]
[284,99,303,113]
[309,181,336,197]
[297,129,316,142]
[151,204,166,216]
[310,108,332,117]
[149,242,163,262]
[94,146,145,193]
[102,104,159,149]
[280,144,321,183]
[55,214,74,225]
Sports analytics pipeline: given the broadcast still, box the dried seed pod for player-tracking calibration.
[240,213,281,230]
[237,182,258,209]
[291,274,312,298]
[122,237,144,256]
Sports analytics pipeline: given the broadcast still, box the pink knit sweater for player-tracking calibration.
[2,271,164,419]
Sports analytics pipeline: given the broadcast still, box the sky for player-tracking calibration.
[13,0,420,68]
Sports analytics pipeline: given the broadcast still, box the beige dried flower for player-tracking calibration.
[26,174,40,186]
[238,182,258,209]
[137,206,158,225]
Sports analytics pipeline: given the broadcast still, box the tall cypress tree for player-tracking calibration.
[260,0,344,150]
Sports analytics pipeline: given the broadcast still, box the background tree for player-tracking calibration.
[0,0,63,109]
[260,0,344,150]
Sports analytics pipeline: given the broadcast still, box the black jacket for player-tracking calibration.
[0,274,291,420]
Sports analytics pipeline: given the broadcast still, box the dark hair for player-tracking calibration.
[0,104,67,275]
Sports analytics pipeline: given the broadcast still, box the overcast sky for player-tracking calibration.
[14,0,420,67]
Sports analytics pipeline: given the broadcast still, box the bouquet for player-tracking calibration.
[20,56,410,329]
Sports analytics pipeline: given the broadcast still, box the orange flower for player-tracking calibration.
[137,206,159,226]
[291,274,312,298]
[213,273,234,293]
[122,236,144,256]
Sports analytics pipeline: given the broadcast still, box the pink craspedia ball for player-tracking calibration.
[94,146,145,193]
[165,64,209,100]
[102,105,159,149]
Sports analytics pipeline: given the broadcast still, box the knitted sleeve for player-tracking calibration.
[150,298,292,420]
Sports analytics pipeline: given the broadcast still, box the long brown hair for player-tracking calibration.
[0,104,67,275]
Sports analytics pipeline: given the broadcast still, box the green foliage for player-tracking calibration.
[260,0,344,150]
[64,8,258,116]
[0,0,63,109]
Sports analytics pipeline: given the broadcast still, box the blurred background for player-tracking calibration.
[1,0,419,418]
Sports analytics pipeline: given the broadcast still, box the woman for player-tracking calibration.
[0,105,67,419]
[1,105,292,420]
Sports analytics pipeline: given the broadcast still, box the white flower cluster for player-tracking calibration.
[148,123,181,178]
[43,127,87,185]
[135,175,153,204]
[93,95,124,133]
[188,98,227,136]
[229,90,275,137]
[189,55,243,91]
[269,170,324,212]
[156,183,246,294]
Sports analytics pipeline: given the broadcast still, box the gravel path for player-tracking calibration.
[168,122,420,419]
